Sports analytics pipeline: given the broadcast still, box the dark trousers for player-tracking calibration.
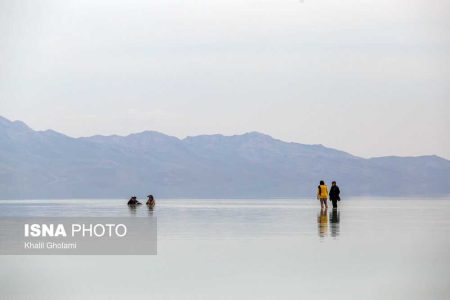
[331,200,338,208]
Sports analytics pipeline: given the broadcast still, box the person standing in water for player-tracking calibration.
[146,195,155,208]
[317,180,328,209]
[329,181,341,209]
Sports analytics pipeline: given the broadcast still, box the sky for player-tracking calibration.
[1,0,449,159]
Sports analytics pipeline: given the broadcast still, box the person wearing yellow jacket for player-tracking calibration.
[317,180,328,209]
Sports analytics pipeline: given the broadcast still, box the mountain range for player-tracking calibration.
[0,116,449,199]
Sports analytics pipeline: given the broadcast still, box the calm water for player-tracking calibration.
[1,198,449,299]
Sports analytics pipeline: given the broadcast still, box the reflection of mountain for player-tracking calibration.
[1,115,450,199]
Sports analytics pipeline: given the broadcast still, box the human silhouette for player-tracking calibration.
[329,181,341,208]
[146,195,156,208]
[317,180,329,209]
[127,196,141,206]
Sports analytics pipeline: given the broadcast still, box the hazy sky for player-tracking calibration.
[1,0,449,159]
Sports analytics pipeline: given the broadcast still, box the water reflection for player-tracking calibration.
[317,208,341,238]
[128,205,138,216]
[127,204,154,217]
[317,208,328,237]
[147,205,154,216]
[329,208,340,237]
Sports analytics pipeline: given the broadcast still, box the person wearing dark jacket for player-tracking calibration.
[329,181,341,208]
[127,196,141,206]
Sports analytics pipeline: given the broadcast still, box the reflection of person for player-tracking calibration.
[128,204,137,215]
[146,195,155,208]
[317,209,328,237]
[317,180,328,209]
[329,181,341,208]
[329,209,340,237]
[127,196,141,205]
[147,205,154,216]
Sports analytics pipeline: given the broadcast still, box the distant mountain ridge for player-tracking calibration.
[0,116,449,199]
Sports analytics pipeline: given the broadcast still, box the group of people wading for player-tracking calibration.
[317,180,341,209]
[127,195,156,208]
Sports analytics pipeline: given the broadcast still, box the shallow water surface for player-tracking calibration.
[0,198,449,300]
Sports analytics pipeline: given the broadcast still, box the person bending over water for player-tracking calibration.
[146,195,155,208]
[317,180,328,209]
[127,196,141,205]
[329,181,341,209]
